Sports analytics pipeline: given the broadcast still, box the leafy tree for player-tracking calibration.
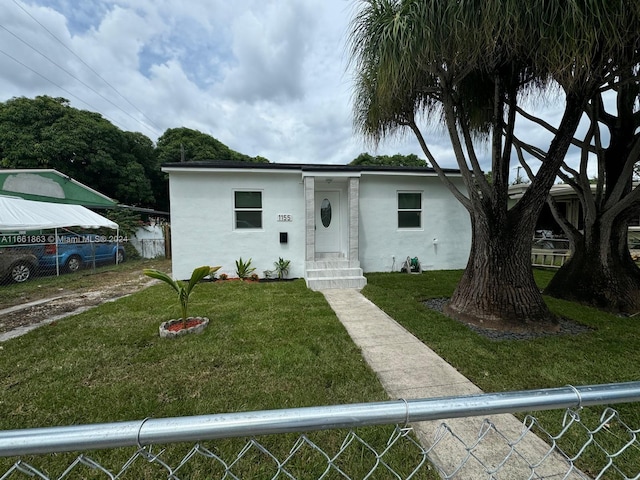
[0,95,69,168]
[0,96,157,207]
[350,152,427,167]
[349,0,638,327]
[156,127,269,164]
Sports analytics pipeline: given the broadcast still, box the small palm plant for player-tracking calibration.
[143,265,220,328]
[274,257,291,280]
[235,257,256,279]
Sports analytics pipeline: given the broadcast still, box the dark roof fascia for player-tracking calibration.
[115,204,170,216]
[161,161,461,175]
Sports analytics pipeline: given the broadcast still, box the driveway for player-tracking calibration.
[0,261,168,341]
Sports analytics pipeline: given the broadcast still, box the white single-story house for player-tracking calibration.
[163,161,472,290]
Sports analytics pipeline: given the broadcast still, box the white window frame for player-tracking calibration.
[397,191,422,229]
[234,190,263,230]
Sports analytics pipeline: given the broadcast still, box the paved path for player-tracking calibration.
[322,289,585,479]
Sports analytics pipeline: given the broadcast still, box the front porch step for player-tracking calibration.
[306,276,367,291]
[306,259,352,270]
[305,260,367,291]
[306,267,364,278]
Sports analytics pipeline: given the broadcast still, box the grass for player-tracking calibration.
[1,266,638,478]
[362,269,640,478]
[0,278,434,479]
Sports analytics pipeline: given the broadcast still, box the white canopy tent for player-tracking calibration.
[0,196,120,274]
[0,196,118,230]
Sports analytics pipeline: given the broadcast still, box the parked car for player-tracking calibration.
[36,234,126,273]
[0,248,38,283]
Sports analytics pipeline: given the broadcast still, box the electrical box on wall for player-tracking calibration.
[279,232,288,244]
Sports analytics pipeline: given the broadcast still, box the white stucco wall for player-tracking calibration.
[358,174,471,272]
[167,167,471,279]
[168,169,306,280]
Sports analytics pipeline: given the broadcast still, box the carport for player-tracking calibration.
[0,196,119,276]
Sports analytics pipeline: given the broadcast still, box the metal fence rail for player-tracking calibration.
[1,382,639,479]
[531,249,571,268]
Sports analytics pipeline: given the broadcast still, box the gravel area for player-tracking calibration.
[423,297,594,341]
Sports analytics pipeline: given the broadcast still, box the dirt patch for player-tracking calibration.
[0,265,164,337]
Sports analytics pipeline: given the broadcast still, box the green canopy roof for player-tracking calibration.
[0,169,116,208]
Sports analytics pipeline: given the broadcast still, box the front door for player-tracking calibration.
[315,190,341,253]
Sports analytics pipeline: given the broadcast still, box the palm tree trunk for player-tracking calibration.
[445,209,558,330]
[545,215,640,313]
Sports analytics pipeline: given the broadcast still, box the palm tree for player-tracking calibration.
[348,0,638,328]
[144,265,219,328]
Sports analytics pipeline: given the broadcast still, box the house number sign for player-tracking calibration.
[277,214,292,222]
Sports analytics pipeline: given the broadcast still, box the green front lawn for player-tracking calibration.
[0,279,433,479]
[362,269,640,477]
[1,268,638,478]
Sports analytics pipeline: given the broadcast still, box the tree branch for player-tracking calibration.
[439,86,488,207]
[548,195,581,246]
[514,140,536,182]
[516,106,597,154]
[603,182,640,224]
[512,92,586,222]
[408,119,472,211]
[604,136,640,209]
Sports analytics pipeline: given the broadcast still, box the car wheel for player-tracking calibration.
[115,250,125,264]
[65,255,82,273]
[10,261,32,283]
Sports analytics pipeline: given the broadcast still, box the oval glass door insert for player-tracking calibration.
[320,198,332,227]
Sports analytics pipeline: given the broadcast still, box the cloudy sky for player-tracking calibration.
[1,0,584,176]
[0,0,446,166]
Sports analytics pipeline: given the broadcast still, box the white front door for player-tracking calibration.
[315,190,341,253]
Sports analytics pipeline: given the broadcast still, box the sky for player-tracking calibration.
[0,0,579,175]
[1,0,442,166]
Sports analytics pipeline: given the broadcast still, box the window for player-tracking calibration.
[234,191,262,229]
[398,192,422,228]
[320,198,332,228]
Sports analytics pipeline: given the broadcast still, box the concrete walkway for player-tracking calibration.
[322,289,585,480]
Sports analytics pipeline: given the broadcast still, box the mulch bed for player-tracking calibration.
[422,297,594,341]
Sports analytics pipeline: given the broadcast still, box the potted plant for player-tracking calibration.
[273,257,291,280]
[235,257,256,280]
[143,265,220,338]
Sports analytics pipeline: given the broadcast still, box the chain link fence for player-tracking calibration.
[1,383,638,479]
[0,228,128,284]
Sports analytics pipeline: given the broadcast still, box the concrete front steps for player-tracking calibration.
[305,257,367,290]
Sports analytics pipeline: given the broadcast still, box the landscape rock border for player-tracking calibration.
[159,317,209,339]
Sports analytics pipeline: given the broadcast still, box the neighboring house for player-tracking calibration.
[163,161,472,290]
[509,182,640,237]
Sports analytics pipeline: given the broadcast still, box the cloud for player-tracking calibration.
[1,0,583,173]
[1,0,444,164]
[219,2,315,103]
